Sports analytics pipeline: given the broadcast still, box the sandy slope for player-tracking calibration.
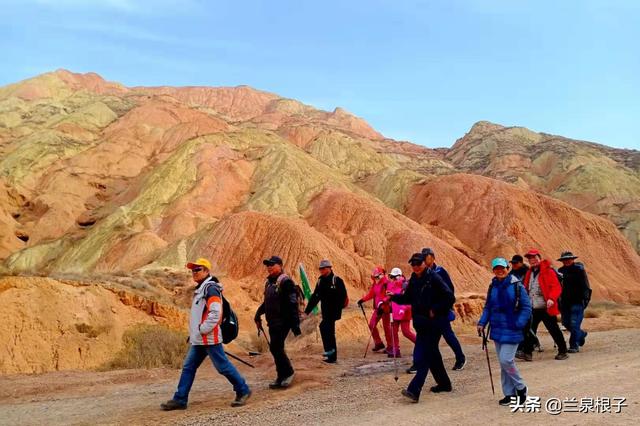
[0,327,638,426]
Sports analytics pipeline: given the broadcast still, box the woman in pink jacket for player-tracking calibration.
[357,266,392,353]
[385,267,416,358]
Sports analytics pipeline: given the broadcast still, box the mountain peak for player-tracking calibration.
[467,120,506,135]
[0,69,126,101]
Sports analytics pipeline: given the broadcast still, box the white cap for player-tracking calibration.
[390,267,402,277]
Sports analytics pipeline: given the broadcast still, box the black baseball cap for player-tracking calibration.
[421,247,435,257]
[263,256,283,266]
[408,253,426,264]
[510,255,524,263]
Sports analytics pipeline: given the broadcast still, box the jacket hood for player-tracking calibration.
[196,276,223,293]
[493,274,521,287]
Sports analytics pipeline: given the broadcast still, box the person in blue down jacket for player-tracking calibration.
[477,257,532,406]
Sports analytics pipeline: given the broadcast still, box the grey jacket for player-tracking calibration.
[189,276,223,345]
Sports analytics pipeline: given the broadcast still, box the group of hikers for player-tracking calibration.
[160,246,592,411]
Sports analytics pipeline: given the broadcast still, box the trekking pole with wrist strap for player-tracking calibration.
[258,323,270,347]
[480,326,495,395]
[359,304,374,359]
[389,312,399,382]
[225,350,255,368]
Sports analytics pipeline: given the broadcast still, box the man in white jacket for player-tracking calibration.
[161,258,251,410]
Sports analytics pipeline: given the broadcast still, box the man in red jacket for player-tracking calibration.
[521,249,569,360]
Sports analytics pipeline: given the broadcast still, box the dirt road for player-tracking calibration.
[0,328,638,425]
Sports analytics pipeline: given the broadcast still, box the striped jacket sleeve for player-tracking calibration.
[199,285,222,335]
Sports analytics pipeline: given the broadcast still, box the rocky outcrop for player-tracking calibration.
[405,174,640,302]
[447,121,640,254]
[0,276,186,374]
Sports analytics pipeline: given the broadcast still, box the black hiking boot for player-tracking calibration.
[519,352,532,362]
[452,358,466,371]
[269,379,283,389]
[401,388,419,403]
[372,343,385,352]
[516,386,527,404]
[567,347,579,353]
[555,352,569,360]
[231,390,252,407]
[323,358,337,364]
[160,399,187,411]
[430,384,452,393]
[323,349,336,358]
[406,364,417,374]
[499,395,515,406]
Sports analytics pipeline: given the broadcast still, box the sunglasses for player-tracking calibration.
[373,274,383,279]
[191,267,204,273]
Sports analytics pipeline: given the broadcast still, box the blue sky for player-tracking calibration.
[1,0,638,149]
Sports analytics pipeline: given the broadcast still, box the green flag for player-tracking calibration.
[299,263,318,315]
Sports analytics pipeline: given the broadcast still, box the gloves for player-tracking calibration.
[292,326,301,337]
[376,306,384,316]
[357,299,364,307]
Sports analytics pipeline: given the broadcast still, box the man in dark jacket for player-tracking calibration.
[304,259,347,363]
[558,251,591,352]
[391,252,456,403]
[422,247,466,371]
[254,256,301,389]
[510,254,535,356]
[509,255,529,280]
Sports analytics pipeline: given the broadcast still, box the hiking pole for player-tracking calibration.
[359,304,373,358]
[258,324,271,347]
[225,351,256,368]
[389,314,399,382]
[479,327,495,395]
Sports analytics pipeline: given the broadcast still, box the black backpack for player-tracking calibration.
[272,273,306,320]
[203,278,239,344]
[576,262,593,308]
[220,294,239,344]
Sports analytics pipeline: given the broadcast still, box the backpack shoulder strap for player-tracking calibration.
[277,273,290,285]
[485,283,494,305]
[513,279,521,312]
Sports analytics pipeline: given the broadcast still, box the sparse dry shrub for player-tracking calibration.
[102,324,188,370]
